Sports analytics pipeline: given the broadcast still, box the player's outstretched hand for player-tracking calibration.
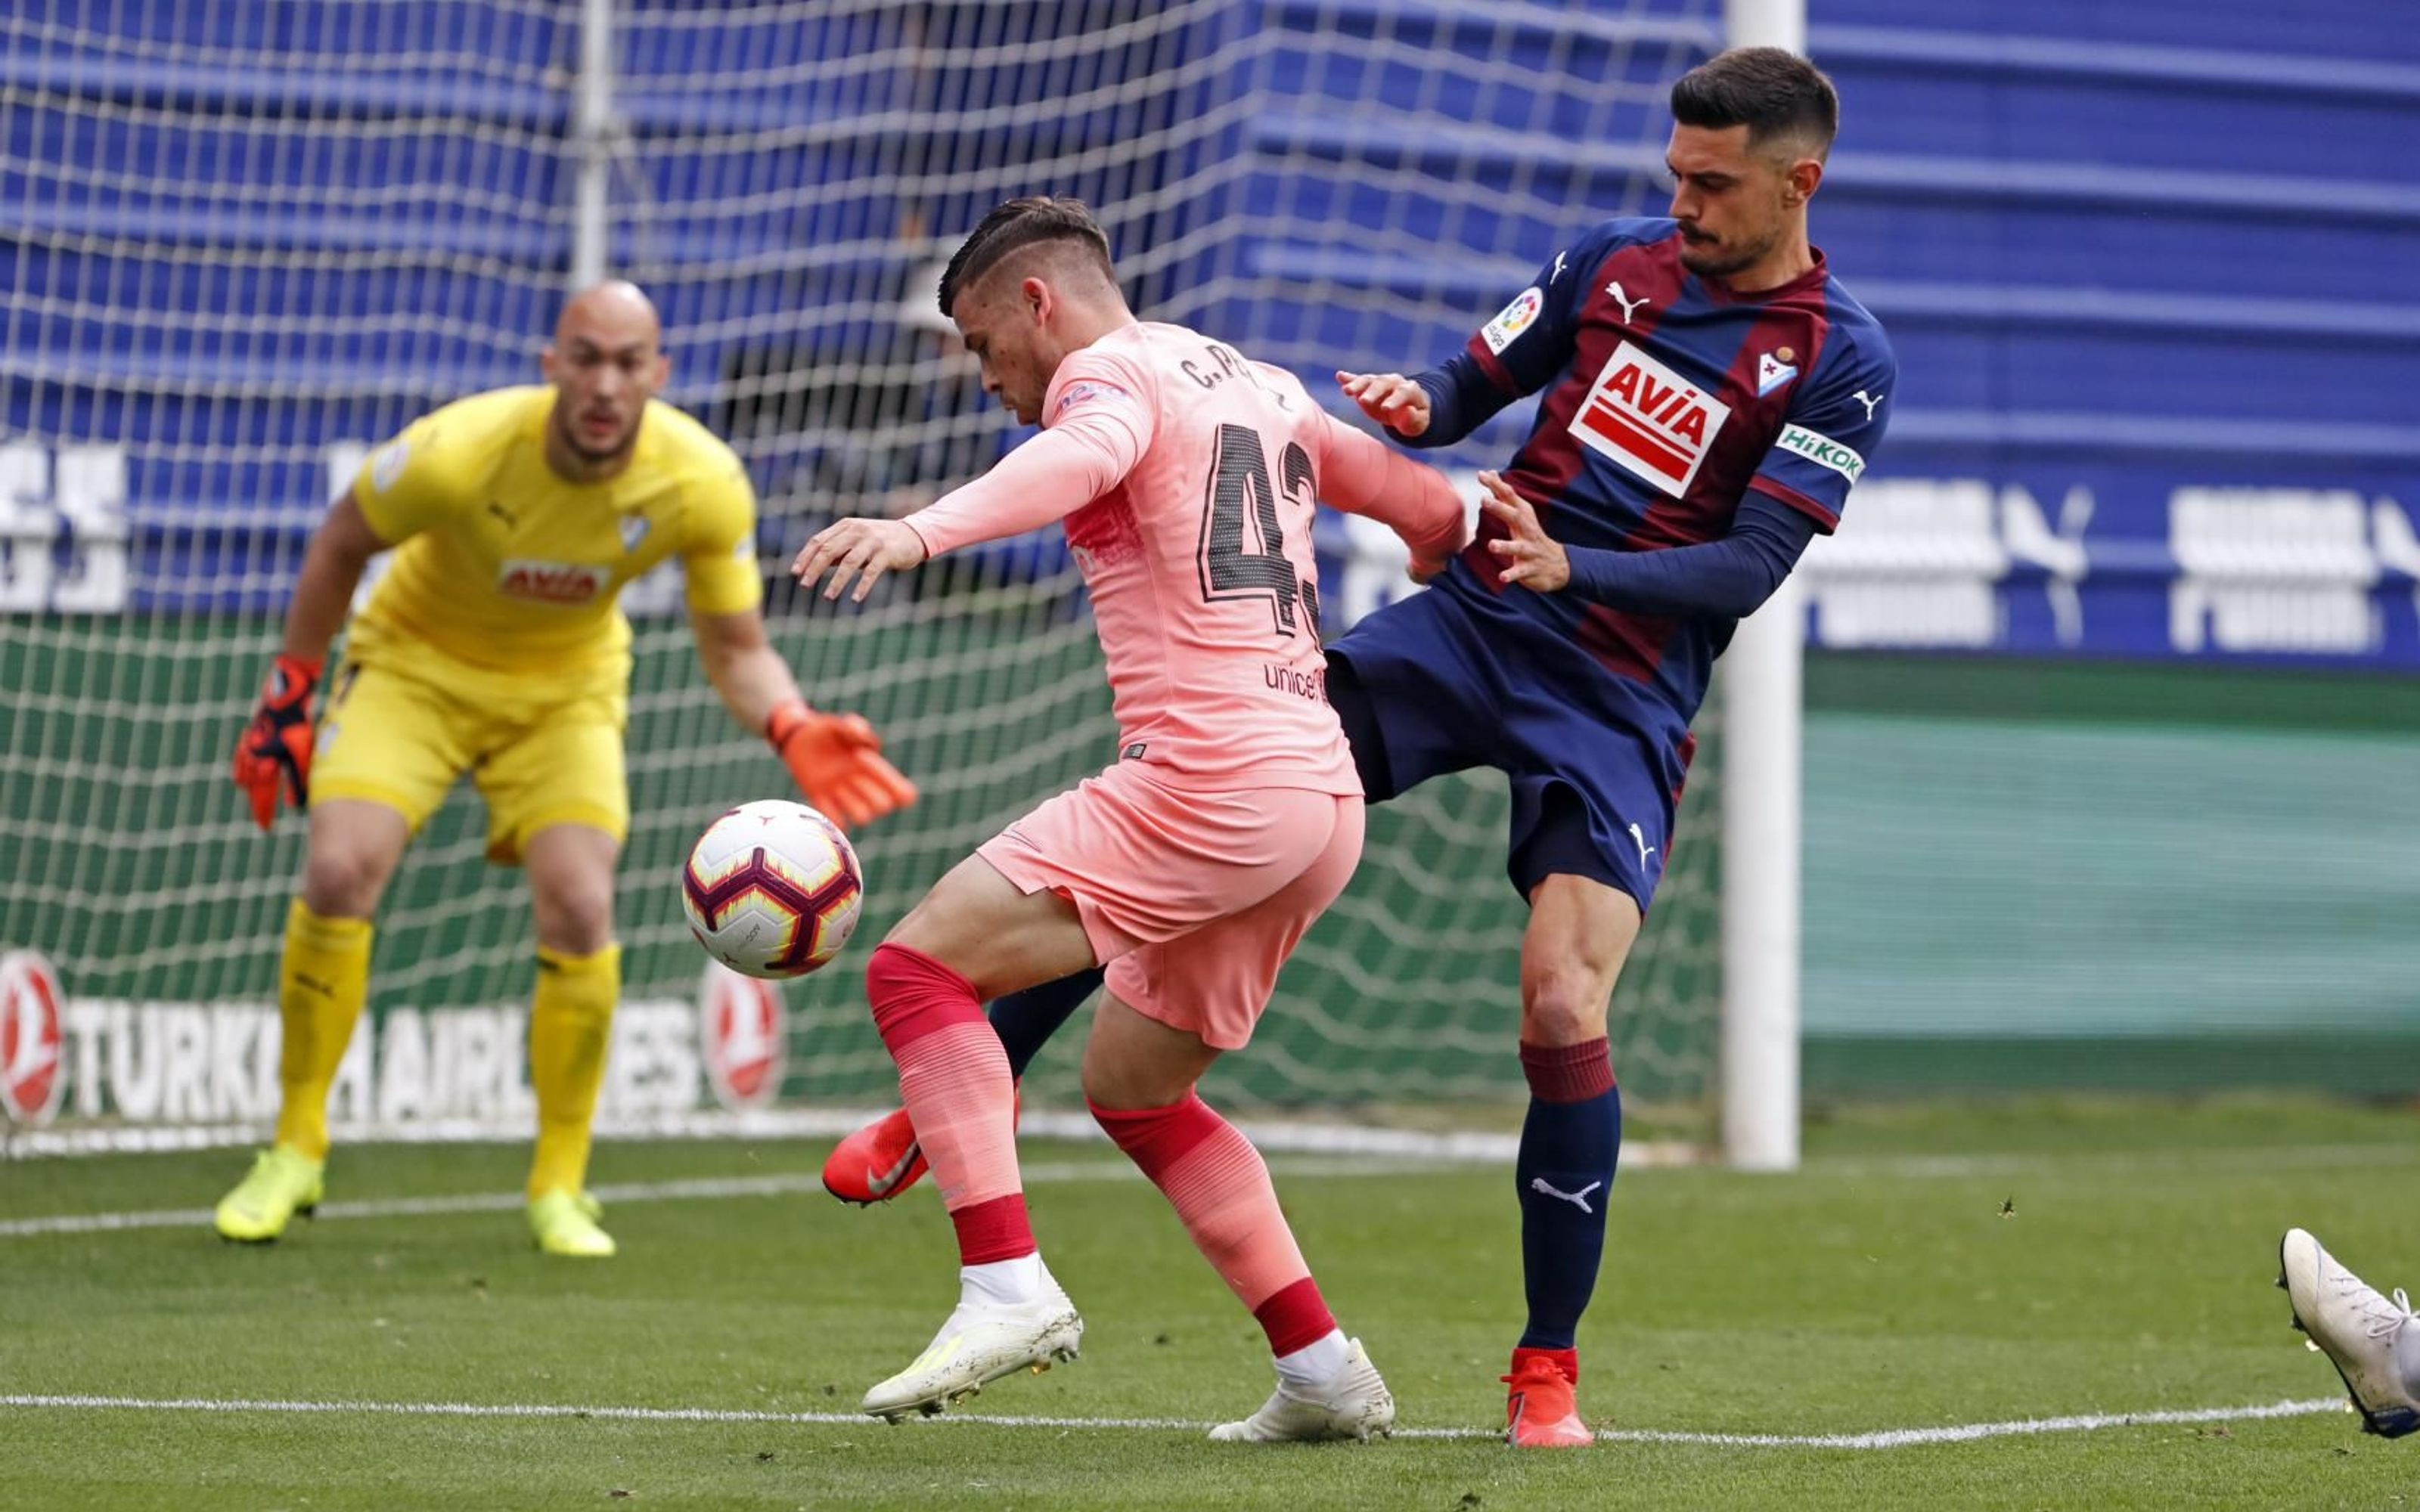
[792,516,929,604]
[767,700,919,829]
[231,652,321,830]
[1478,471,1568,593]
[1336,370,1432,438]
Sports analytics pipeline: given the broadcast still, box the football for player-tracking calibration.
[680,799,864,979]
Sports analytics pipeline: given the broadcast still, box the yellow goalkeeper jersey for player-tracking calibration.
[347,386,762,680]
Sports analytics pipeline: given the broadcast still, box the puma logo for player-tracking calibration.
[486,500,518,528]
[1854,389,1884,422]
[1606,281,1651,325]
[1628,822,1657,869]
[1550,249,1568,284]
[1530,1178,1602,1214]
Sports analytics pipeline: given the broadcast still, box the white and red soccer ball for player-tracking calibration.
[681,800,864,980]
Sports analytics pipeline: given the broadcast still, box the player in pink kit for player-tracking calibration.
[794,198,1469,1439]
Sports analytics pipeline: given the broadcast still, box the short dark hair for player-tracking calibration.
[935,196,1117,318]
[1670,47,1838,160]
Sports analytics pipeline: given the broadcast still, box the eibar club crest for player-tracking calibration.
[1756,348,1798,397]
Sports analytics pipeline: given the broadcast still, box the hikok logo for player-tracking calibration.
[1481,287,1545,354]
[1570,342,1730,497]
[496,559,611,603]
[0,950,65,1125]
[698,961,784,1110]
[1774,424,1866,485]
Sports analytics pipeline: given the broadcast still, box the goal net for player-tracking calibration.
[0,0,1723,1148]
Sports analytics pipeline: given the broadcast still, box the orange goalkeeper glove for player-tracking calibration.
[767,698,918,830]
[231,652,322,830]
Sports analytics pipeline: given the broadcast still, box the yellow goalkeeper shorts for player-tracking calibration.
[311,643,630,865]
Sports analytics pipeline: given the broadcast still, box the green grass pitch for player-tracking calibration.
[4,1094,2415,1509]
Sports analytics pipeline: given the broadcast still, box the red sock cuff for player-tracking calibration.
[866,941,984,1051]
[949,1191,1037,1266]
[1088,1092,1222,1182]
[1511,1345,1580,1387]
[1519,1038,1615,1103]
[1253,1276,1337,1357]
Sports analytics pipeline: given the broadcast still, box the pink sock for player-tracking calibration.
[1092,1092,1337,1354]
[867,943,1032,1264]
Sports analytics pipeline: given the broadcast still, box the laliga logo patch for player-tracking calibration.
[698,959,784,1109]
[1570,341,1730,497]
[1481,287,1544,355]
[1053,380,1132,420]
[368,438,411,494]
[496,559,611,604]
[0,950,66,1126]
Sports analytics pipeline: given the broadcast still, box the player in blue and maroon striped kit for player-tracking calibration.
[822,47,1894,1445]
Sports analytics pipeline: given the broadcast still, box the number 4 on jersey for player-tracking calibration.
[1198,422,1320,638]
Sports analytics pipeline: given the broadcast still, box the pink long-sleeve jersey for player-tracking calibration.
[906,321,1468,794]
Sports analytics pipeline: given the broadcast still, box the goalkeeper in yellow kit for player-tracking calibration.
[215,282,915,1256]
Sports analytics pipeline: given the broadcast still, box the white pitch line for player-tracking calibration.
[0,1157,1429,1238]
[0,1392,2350,1450]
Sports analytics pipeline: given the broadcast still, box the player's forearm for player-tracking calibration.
[1401,355,1508,449]
[280,531,369,665]
[1559,497,1816,618]
[700,638,803,736]
[904,413,1137,559]
[1318,422,1470,562]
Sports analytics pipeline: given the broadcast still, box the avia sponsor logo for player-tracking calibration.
[1481,287,1544,354]
[496,559,612,604]
[1570,342,1730,497]
[34,999,703,1128]
[0,950,66,1125]
[698,962,784,1110]
[1774,425,1865,485]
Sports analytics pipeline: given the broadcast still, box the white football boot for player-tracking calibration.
[1209,1337,1395,1443]
[2279,1227,2420,1439]
[861,1286,1083,1422]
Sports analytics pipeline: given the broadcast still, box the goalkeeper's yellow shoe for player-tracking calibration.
[528,1189,616,1257]
[213,1145,324,1243]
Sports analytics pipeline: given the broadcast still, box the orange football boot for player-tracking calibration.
[1503,1350,1593,1448]
[822,1091,1021,1206]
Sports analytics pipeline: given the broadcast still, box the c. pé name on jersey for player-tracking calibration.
[1570,340,1730,497]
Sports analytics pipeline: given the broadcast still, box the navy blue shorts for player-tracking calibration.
[1326,585,1692,909]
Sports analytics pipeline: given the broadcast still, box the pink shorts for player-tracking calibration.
[978,763,1365,1050]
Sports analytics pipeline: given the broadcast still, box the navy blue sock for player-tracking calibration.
[988,967,1103,1079]
[1513,1039,1621,1356]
